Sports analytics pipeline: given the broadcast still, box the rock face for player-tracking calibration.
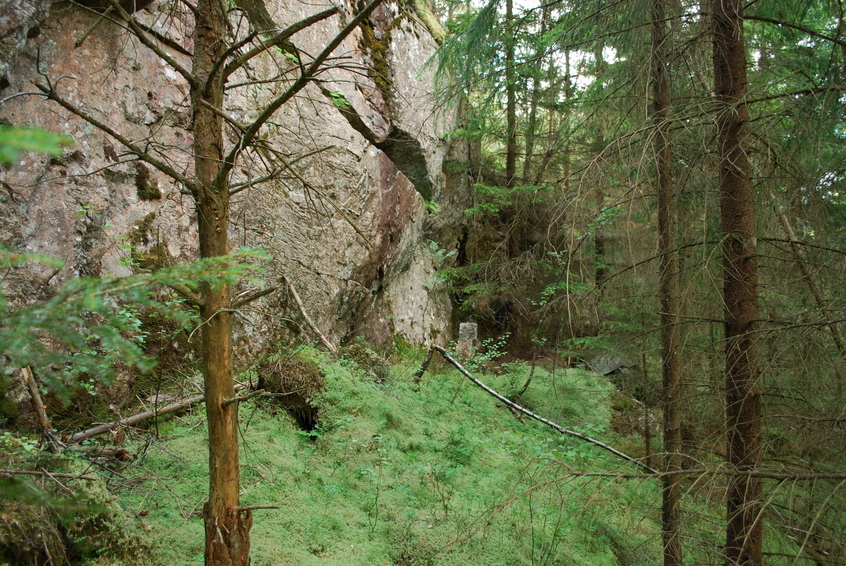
[0,0,51,88]
[0,0,468,351]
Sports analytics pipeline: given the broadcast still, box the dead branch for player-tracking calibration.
[21,367,61,452]
[0,469,97,481]
[221,7,340,81]
[221,388,266,408]
[413,347,434,385]
[283,275,337,354]
[547,469,846,481]
[429,345,656,473]
[105,0,197,88]
[232,285,279,309]
[34,83,197,193]
[68,393,206,443]
[219,0,386,186]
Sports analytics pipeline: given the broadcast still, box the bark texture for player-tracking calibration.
[651,0,682,563]
[712,0,763,563]
[193,1,250,563]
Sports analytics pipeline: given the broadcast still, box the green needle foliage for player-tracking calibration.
[0,247,268,401]
[0,125,73,165]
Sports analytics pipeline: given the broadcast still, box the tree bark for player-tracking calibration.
[712,0,763,563]
[193,1,251,564]
[504,0,517,188]
[651,0,682,563]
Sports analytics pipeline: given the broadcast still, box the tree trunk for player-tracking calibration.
[712,1,762,564]
[651,0,682,563]
[193,1,251,564]
[504,0,517,188]
[521,5,549,185]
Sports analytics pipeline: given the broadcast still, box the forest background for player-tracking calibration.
[1,0,845,565]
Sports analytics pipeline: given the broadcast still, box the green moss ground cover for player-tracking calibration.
[112,347,662,565]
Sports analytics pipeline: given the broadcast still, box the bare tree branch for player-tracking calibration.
[35,83,198,194]
[283,275,337,353]
[0,469,97,481]
[218,0,385,187]
[745,15,846,49]
[231,285,279,309]
[105,0,198,88]
[67,393,206,443]
[248,141,372,247]
[428,346,656,473]
[221,7,340,83]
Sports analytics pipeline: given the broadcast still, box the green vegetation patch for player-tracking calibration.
[113,346,660,565]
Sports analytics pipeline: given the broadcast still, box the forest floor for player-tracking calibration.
[4,343,669,565]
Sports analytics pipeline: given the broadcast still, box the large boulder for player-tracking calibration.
[0,0,470,354]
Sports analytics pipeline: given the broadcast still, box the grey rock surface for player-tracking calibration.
[0,0,470,353]
[0,0,51,86]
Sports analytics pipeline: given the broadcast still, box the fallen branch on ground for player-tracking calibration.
[0,469,97,481]
[68,393,206,444]
[422,345,656,474]
[22,367,62,452]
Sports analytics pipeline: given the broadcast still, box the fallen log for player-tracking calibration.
[424,345,656,474]
[68,393,205,444]
[0,469,97,481]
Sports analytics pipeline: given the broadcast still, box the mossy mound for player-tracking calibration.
[0,462,148,565]
[257,351,325,431]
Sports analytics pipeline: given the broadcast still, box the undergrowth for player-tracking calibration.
[107,345,662,565]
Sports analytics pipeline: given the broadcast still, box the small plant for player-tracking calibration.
[76,204,101,216]
[0,431,40,454]
[328,90,351,109]
[423,240,457,290]
[0,246,267,401]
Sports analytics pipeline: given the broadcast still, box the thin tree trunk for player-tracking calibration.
[504,0,517,188]
[193,1,251,564]
[768,189,846,357]
[651,0,682,562]
[532,55,562,187]
[521,5,549,185]
[712,0,762,563]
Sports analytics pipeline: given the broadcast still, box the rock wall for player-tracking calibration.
[0,0,468,352]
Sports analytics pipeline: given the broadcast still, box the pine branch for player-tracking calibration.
[169,283,204,307]
[745,15,846,49]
